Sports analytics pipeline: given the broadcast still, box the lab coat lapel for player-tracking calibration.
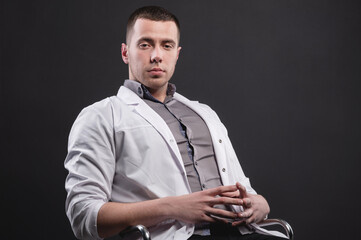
[117,86,186,173]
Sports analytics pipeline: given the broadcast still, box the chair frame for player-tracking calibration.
[118,225,151,240]
[119,218,294,240]
[258,218,294,240]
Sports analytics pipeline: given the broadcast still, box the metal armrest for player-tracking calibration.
[118,225,151,240]
[258,218,294,240]
[118,219,293,240]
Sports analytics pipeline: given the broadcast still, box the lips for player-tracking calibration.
[148,68,164,72]
[147,68,165,76]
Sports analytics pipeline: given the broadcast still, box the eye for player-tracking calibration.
[139,43,150,49]
[164,43,174,49]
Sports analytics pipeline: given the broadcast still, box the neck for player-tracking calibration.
[148,87,167,103]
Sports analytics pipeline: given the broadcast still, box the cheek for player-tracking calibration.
[130,55,146,72]
[129,50,148,64]
[168,55,179,70]
[172,52,179,63]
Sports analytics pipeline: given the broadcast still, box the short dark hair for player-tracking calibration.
[126,6,180,43]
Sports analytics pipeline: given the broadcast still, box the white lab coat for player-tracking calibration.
[65,86,286,239]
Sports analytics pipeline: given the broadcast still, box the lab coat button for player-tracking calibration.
[222,168,226,172]
[219,139,222,143]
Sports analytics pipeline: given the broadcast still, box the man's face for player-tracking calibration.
[122,19,181,98]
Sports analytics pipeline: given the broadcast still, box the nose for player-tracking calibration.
[150,46,163,63]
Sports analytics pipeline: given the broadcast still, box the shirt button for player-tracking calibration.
[202,184,206,189]
[222,168,226,172]
[219,139,222,143]
[195,161,198,166]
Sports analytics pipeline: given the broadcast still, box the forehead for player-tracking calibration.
[129,19,179,44]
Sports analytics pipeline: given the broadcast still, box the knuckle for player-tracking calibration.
[215,186,223,193]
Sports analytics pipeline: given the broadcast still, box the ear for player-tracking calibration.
[121,43,129,64]
[176,46,182,60]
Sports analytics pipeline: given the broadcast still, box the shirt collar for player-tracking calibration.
[123,79,176,103]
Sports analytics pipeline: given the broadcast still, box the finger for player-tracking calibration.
[209,196,243,206]
[219,191,240,198]
[207,185,238,196]
[210,215,235,225]
[231,219,246,227]
[231,217,255,226]
[207,207,238,220]
[236,182,248,198]
[244,215,256,224]
[238,209,253,218]
[200,214,218,223]
[242,198,252,208]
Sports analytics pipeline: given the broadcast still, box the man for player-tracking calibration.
[65,6,287,240]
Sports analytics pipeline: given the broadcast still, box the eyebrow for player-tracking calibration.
[137,37,177,46]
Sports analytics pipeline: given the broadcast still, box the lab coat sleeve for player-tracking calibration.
[64,99,116,240]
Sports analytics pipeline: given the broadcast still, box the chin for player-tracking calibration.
[147,80,168,88]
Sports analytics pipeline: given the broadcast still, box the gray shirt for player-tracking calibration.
[123,80,223,193]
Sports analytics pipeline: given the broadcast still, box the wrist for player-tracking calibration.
[160,196,178,220]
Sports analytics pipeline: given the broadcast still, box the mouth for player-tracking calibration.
[147,68,165,76]
[148,68,165,73]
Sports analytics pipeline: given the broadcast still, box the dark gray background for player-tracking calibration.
[2,0,360,239]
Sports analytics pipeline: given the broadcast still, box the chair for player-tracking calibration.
[118,225,151,239]
[119,218,294,240]
[258,218,294,239]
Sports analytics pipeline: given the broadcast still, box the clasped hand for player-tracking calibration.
[169,182,269,226]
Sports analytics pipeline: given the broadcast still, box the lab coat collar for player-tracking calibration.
[116,86,190,191]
